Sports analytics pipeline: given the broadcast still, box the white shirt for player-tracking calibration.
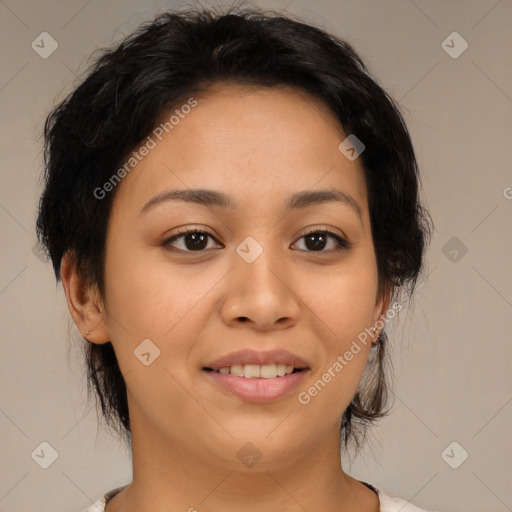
[83,483,438,511]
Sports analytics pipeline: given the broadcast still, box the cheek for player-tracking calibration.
[100,247,206,419]
[302,257,379,403]
[309,257,379,341]
[103,239,198,333]
[104,233,379,352]
[101,241,221,378]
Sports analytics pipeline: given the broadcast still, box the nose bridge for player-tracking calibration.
[235,232,288,295]
[220,231,300,328]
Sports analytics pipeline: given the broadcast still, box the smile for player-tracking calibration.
[202,366,309,402]
[207,363,300,378]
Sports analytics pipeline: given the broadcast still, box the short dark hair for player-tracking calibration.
[36,4,433,453]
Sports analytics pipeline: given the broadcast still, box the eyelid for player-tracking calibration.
[299,225,347,241]
[295,226,351,250]
[162,224,222,246]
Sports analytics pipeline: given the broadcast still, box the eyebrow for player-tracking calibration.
[140,188,362,222]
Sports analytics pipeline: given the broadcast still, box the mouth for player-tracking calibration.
[203,364,306,378]
[202,349,311,402]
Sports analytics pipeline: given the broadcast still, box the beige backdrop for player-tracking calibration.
[0,1,511,511]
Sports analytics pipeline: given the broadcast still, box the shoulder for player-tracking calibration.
[82,496,105,512]
[375,486,439,512]
[82,485,127,512]
[83,483,439,512]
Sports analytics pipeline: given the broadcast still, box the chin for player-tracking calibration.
[195,425,312,472]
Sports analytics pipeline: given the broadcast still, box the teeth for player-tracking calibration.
[260,364,276,378]
[244,364,260,378]
[215,364,299,378]
[230,365,244,377]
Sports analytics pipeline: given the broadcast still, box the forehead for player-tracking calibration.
[111,84,369,216]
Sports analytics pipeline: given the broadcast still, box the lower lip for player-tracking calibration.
[203,369,310,402]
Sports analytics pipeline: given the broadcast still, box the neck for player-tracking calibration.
[107,415,379,512]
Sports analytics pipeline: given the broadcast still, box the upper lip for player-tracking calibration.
[204,349,310,371]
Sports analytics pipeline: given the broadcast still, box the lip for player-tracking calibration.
[203,368,310,402]
[202,348,311,403]
[204,349,309,371]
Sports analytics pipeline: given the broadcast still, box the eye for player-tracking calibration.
[292,228,350,253]
[162,226,222,252]
[162,226,350,253]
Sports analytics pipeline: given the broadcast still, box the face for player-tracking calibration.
[87,84,389,471]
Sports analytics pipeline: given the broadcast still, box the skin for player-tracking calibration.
[61,84,392,512]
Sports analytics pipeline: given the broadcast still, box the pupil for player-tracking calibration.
[306,233,326,251]
[186,232,207,250]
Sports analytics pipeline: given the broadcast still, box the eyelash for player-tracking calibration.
[162,226,350,254]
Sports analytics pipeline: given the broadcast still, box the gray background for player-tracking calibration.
[0,1,511,511]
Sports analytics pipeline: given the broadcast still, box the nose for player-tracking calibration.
[219,240,301,331]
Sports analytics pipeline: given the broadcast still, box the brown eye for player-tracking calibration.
[162,227,350,254]
[163,229,221,252]
[293,229,349,253]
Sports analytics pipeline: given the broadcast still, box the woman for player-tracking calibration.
[36,6,435,512]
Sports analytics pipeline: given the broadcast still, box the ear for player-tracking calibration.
[60,250,110,344]
[371,282,394,341]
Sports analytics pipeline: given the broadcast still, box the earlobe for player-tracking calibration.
[60,251,110,344]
